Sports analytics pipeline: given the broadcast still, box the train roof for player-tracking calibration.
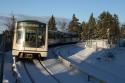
[17,20,46,25]
[48,30,78,37]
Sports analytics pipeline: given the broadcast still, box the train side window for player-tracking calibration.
[54,32,57,39]
[48,31,52,39]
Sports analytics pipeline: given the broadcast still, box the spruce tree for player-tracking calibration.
[68,14,81,33]
[121,24,125,38]
[88,13,97,39]
[48,15,57,30]
[97,11,120,44]
[68,14,82,40]
[97,11,113,39]
[81,22,89,40]
[113,14,120,44]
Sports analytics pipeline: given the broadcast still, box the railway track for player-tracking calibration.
[14,60,37,83]
[15,59,60,83]
[14,56,59,83]
[22,61,36,83]
[37,58,61,83]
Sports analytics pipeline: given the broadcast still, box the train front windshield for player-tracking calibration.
[25,28,45,47]
[16,22,46,48]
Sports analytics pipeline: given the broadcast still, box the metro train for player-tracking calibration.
[12,20,79,58]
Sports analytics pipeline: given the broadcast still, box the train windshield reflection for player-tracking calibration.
[25,29,36,47]
[24,28,45,48]
[16,27,45,48]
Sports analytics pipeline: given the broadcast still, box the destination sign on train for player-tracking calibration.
[18,23,44,27]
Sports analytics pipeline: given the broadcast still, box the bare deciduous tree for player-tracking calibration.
[61,18,67,32]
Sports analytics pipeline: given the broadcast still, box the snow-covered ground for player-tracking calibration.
[16,60,58,83]
[43,58,92,83]
[3,40,125,83]
[57,42,125,83]
[2,48,91,83]
[3,51,15,83]
[41,48,94,83]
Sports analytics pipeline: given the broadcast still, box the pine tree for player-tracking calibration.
[97,11,120,44]
[121,24,125,38]
[68,14,82,40]
[81,21,89,40]
[68,14,81,33]
[97,11,114,39]
[88,13,97,39]
[113,14,120,44]
[48,15,57,30]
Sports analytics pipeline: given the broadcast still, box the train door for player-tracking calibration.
[24,28,37,50]
[37,28,45,48]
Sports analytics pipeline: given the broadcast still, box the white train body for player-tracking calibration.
[12,20,79,58]
[12,20,48,58]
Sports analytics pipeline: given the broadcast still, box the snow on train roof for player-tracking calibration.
[48,30,77,35]
[17,20,46,25]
